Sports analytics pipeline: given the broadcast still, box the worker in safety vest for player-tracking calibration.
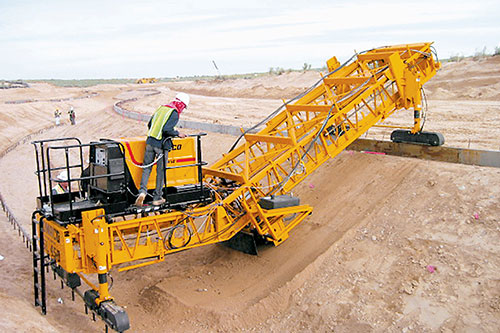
[135,92,189,207]
[68,106,76,125]
[54,108,61,126]
[52,170,69,195]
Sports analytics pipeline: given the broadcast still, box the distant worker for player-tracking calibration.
[52,170,69,195]
[54,108,61,126]
[135,92,190,207]
[68,106,76,125]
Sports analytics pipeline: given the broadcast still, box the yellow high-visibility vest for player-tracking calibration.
[52,184,66,194]
[147,106,175,140]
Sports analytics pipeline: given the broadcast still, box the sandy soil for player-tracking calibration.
[0,56,499,332]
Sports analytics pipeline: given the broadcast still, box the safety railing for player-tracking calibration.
[32,138,128,223]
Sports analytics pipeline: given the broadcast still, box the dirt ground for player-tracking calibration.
[0,56,499,332]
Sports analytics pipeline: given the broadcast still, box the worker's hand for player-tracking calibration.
[178,132,187,138]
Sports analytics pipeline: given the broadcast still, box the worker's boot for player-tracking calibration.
[152,198,165,206]
[135,193,146,207]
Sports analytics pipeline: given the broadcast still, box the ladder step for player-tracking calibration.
[32,216,47,316]
[33,254,48,261]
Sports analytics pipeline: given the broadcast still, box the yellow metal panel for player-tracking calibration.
[42,218,80,273]
[326,56,340,72]
[117,136,198,189]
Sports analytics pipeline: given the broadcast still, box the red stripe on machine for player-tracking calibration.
[124,142,195,165]
[124,141,143,165]
[176,158,196,163]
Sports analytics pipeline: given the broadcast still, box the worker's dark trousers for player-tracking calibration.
[139,144,167,201]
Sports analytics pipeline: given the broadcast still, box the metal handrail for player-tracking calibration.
[33,139,127,222]
[163,133,207,203]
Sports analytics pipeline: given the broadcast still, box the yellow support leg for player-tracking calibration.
[81,209,113,303]
[411,87,423,134]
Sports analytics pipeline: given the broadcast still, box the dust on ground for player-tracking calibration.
[0,56,499,332]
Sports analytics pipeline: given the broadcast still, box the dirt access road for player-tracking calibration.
[0,56,499,332]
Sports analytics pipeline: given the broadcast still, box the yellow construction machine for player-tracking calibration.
[136,78,158,84]
[32,43,442,332]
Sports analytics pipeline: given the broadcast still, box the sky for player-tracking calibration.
[1,0,499,79]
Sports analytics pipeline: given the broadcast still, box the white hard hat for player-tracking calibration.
[57,170,68,181]
[175,92,190,108]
